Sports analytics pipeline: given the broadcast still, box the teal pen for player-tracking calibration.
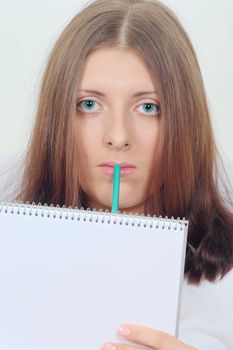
[111,164,121,213]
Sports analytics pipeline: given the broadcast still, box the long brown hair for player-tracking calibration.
[13,0,233,284]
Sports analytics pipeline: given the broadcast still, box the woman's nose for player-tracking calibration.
[103,112,132,151]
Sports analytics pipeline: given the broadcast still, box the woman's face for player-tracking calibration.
[75,47,160,214]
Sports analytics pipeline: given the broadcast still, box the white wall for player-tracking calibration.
[0,0,233,192]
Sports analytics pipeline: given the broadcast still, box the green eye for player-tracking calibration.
[138,103,160,115]
[77,99,98,112]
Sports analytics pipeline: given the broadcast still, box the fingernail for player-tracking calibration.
[101,342,117,350]
[117,325,131,336]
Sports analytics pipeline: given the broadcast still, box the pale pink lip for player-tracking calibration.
[98,163,136,177]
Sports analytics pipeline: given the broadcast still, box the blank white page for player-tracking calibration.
[0,203,188,350]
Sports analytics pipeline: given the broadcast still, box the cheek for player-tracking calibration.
[140,124,160,175]
[75,120,101,158]
[140,122,160,153]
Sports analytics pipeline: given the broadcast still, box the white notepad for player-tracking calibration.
[0,202,188,350]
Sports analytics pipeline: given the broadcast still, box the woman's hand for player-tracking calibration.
[100,323,197,350]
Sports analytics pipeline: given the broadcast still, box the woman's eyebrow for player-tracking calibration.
[77,89,158,97]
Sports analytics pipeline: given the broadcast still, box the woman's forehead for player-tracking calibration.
[78,47,158,93]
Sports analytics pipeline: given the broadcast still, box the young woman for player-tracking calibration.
[12,0,233,349]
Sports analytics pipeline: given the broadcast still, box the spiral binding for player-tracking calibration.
[0,201,188,230]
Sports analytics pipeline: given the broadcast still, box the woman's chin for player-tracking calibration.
[88,198,145,214]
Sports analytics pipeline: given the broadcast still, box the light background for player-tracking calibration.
[0,0,233,193]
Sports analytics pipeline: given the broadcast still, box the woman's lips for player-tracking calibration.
[99,165,136,177]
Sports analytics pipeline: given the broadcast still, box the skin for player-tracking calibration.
[101,323,197,350]
[75,47,160,215]
[74,47,197,349]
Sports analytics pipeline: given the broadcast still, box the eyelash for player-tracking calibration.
[76,99,160,116]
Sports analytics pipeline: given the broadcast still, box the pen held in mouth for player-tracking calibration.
[111,164,121,213]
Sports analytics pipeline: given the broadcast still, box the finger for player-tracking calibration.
[117,324,196,350]
[101,342,142,350]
